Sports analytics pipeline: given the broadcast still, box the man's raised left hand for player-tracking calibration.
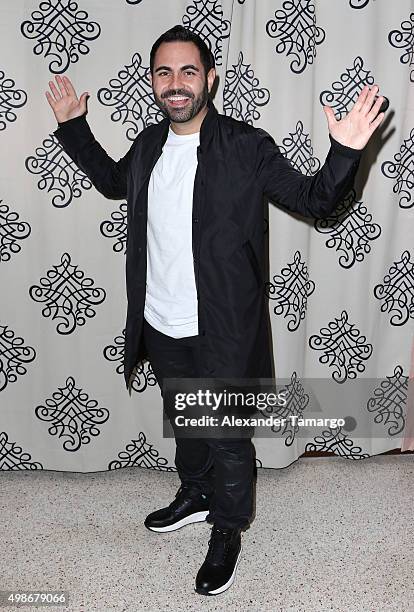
[323,84,386,150]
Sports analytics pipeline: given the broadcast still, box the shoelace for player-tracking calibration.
[205,527,234,565]
[170,485,203,510]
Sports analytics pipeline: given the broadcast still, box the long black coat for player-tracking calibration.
[55,98,362,391]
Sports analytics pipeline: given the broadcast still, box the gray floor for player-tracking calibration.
[1,455,413,612]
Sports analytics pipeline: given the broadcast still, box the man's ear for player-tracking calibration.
[207,68,216,93]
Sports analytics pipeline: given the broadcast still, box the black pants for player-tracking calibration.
[143,318,255,530]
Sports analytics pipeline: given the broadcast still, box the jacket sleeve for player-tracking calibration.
[255,128,363,219]
[54,114,137,199]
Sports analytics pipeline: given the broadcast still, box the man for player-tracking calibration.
[46,25,385,596]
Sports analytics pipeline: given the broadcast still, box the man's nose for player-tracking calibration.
[170,73,184,91]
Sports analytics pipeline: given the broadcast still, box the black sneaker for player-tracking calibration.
[144,484,210,533]
[195,525,242,595]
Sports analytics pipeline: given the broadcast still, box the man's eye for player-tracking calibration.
[185,71,195,76]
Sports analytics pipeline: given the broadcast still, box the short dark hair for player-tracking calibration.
[150,25,215,76]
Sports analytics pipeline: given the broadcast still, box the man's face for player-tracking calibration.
[150,41,215,123]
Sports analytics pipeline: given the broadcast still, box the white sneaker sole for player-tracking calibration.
[195,544,243,596]
[145,510,209,533]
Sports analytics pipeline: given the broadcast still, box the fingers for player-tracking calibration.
[45,90,56,109]
[48,78,61,102]
[353,85,370,112]
[367,94,384,123]
[323,105,336,129]
[47,75,76,101]
[361,84,379,115]
[62,75,78,99]
[368,111,385,134]
[54,75,67,98]
[79,92,89,111]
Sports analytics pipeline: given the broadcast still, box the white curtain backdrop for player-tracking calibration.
[1,0,413,473]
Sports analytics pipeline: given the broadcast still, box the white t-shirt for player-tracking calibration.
[144,126,199,338]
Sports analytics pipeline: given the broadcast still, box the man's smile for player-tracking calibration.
[166,95,191,107]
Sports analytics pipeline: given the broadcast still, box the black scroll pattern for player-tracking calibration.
[29,252,106,335]
[309,310,373,383]
[103,328,158,394]
[0,325,36,393]
[97,53,164,142]
[0,201,31,263]
[381,128,414,210]
[314,189,382,269]
[262,372,310,446]
[0,432,43,470]
[366,365,408,437]
[35,376,110,452]
[279,121,321,175]
[25,135,92,207]
[20,0,101,73]
[320,56,374,119]
[182,0,231,67]
[349,0,370,8]
[388,12,414,82]
[0,70,27,131]
[265,251,315,332]
[305,427,370,459]
[266,0,326,74]
[223,51,270,124]
[108,432,175,471]
[100,202,127,254]
[373,250,414,327]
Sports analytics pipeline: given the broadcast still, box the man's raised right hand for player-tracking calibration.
[45,75,89,123]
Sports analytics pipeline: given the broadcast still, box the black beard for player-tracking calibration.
[154,82,209,123]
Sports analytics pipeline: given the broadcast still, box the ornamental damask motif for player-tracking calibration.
[25,135,92,207]
[97,53,164,142]
[108,431,175,471]
[35,376,110,452]
[262,372,310,445]
[278,121,320,175]
[388,12,414,82]
[20,0,101,73]
[103,329,158,394]
[349,0,370,8]
[305,427,370,458]
[366,365,408,437]
[223,52,270,124]
[309,310,373,383]
[0,432,43,470]
[381,128,414,209]
[100,202,127,254]
[373,250,414,327]
[29,252,106,335]
[0,325,36,393]
[265,251,315,332]
[0,70,27,131]
[266,0,326,74]
[0,201,31,263]
[182,0,231,66]
[314,189,382,269]
[320,56,374,119]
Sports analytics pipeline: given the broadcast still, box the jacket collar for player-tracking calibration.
[157,96,218,152]
[199,96,218,150]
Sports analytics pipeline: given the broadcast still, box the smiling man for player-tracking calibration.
[150,40,214,131]
[46,24,385,597]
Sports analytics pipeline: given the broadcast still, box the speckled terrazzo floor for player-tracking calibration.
[1,455,413,612]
